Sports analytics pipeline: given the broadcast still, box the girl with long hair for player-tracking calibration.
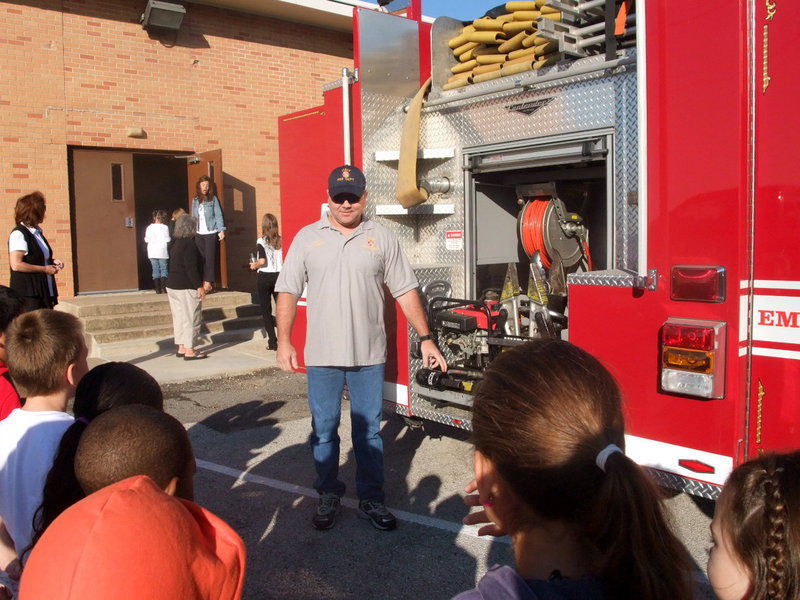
[249,213,282,351]
[708,451,800,600]
[454,339,693,600]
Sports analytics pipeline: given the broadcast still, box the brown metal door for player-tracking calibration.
[72,149,138,292]
[186,150,227,288]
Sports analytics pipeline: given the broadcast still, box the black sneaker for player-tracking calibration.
[312,493,340,530]
[358,500,397,531]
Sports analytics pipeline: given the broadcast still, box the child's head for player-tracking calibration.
[74,362,163,418]
[76,404,195,500]
[6,309,88,397]
[31,363,165,550]
[471,339,691,599]
[152,209,169,224]
[171,207,186,221]
[0,285,25,363]
[709,451,800,600]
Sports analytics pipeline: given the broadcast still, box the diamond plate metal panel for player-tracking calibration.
[646,468,722,501]
[568,270,638,287]
[360,49,641,429]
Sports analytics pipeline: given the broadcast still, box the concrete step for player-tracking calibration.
[80,304,261,333]
[95,327,268,361]
[58,290,254,317]
[89,315,263,344]
[57,290,264,358]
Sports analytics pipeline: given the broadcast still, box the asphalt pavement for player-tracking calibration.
[95,335,716,599]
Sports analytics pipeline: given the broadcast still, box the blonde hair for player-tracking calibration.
[7,309,85,396]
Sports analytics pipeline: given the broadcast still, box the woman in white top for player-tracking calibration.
[144,210,171,294]
[249,213,282,351]
[8,192,63,310]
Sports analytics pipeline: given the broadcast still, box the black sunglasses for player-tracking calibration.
[330,194,362,205]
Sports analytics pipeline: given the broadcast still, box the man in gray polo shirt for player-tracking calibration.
[275,165,446,531]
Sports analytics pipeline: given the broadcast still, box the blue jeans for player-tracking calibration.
[306,364,385,502]
[150,258,168,279]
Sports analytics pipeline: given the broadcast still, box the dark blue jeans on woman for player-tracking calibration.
[305,364,385,502]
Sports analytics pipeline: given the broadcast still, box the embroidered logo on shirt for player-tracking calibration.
[309,239,326,248]
[362,237,378,251]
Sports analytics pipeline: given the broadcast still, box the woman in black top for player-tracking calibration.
[165,215,207,360]
[8,191,63,310]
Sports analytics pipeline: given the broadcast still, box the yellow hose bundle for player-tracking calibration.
[446,70,472,84]
[451,59,478,73]
[466,30,508,44]
[539,11,562,21]
[508,45,537,60]
[503,20,535,35]
[501,60,536,76]
[442,78,470,91]
[498,30,528,53]
[454,41,479,56]
[471,69,503,83]
[396,78,432,208]
[473,62,502,75]
[475,53,507,64]
[444,3,563,91]
[458,46,483,62]
[522,33,545,47]
[472,17,506,31]
[505,1,537,10]
[534,41,558,55]
[474,45,501,56]
[447,25,476,49]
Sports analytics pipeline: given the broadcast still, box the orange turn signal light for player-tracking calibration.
[662,347,714,374]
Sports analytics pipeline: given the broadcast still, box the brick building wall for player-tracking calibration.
[0,0,353,296]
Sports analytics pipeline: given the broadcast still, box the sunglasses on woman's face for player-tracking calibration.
[330,194,362,205]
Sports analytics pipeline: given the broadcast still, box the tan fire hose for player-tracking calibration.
[396,77,431,209]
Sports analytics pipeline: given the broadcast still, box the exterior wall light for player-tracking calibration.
[141,0,186,32]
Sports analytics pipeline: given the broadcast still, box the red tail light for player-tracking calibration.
[671,265,726,303]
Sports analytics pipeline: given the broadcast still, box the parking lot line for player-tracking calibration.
[197,458,510,543]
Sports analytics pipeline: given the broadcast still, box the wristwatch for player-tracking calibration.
[418,334,434,342]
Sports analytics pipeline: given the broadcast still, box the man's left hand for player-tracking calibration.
[421,339,447,372]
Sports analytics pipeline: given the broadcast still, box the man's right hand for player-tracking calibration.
[276,343,298,372]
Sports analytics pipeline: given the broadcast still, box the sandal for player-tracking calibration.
[184,352,208,361]
[176,352,185,358]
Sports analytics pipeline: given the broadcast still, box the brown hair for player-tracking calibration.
[261,213,282,250]
[76,404,194,497]
[172,207,186,220]
[719,451,800,600]
[471,340,693,600]
[14,191,47,227]
[6,309,85,396]
[153,209,169,224]
[195,175,214,202]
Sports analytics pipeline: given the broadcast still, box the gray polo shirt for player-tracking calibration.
[276,214,418,367]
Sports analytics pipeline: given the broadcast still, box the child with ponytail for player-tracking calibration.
[454,339,693,600]
[708,451,800,600]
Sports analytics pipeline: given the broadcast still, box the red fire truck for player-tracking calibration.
[278,0,799,499]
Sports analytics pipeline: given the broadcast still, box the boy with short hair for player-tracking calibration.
[20,404,246,600]
[0,285,25,421]
[0,309,88,575]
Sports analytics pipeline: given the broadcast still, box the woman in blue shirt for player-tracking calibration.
[191,175,225,293]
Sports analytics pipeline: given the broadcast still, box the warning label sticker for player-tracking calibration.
[445,231,463,251]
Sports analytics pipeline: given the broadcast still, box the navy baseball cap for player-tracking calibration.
[328,165,366,198]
